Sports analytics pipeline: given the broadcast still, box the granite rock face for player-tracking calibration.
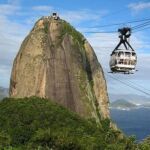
[9,16,110,121]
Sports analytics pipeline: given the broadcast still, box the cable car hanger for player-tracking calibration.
[112,27,134,53]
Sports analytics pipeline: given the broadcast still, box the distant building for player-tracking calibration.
[52,13,60,20]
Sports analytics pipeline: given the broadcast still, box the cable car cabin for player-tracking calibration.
[110,49,137,73]
[109,27,137,74]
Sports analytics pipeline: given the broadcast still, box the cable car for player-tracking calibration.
[109,27,137,74]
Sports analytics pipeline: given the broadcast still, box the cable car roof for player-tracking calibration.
[112,49,135,53]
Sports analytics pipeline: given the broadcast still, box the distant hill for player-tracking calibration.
[0,87,8,100]
[109,93,150,104]
[142,103,150,108]
[110,99,136,109]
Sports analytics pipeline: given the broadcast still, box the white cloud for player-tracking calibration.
[7,0,20,5]
[59,9,108,25]
[128,2,150,12]
[0,4,20,16]
[0,3,29,87]
[32,5,53,12]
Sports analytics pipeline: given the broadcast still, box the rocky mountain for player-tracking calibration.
[9,15,109,122]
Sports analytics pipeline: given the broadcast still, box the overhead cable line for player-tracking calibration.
[84,31,117,33]
[132,20,150,30]
[107,74,150,96]
[87,18,150,28]
[133,26,150,33]
[100,8,127,19]
[81,19,150,34]
[132,24,150,33]
[125,79,150,93]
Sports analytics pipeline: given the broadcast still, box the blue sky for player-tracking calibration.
[0,0,150,99]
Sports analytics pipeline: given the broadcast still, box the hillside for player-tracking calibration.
[0,97,138,150]
[0,97,137,150]
[110,99,136,109]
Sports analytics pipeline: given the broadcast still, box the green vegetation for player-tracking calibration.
[60,20,86,64]
[0,97,148,149]
[138,137,150,150]
[61,20,85,48]
[43,21,49,34]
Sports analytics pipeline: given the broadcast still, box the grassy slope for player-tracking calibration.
[0,97,139,150]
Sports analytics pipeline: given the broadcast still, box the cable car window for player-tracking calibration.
[131,60,133,65]
[119,59,123,64]
[124,59,127,65]
[118,52,124,56]
[132,53,136,56]
[115,52,118,56]
[125,52,131,57]
[134,60,136,64]
[111,52,115,55]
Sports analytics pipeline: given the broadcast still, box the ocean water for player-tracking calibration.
[110,108,150,141]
